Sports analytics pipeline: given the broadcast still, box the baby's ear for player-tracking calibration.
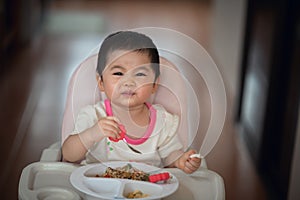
[152,77,160,94]
[96,74,105,91]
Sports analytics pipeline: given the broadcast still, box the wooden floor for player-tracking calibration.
[0,1,267,199]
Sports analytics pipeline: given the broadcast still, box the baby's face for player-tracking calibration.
[99,50,158,109]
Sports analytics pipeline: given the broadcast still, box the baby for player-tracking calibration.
[62,31,201,173]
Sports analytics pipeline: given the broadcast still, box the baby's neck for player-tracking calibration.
[112,104,150,138]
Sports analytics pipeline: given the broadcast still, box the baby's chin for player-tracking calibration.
[111,97,142,109]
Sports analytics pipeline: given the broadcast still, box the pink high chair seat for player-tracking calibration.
[61,54,190,150]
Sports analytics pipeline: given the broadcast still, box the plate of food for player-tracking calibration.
[70,161,179,200]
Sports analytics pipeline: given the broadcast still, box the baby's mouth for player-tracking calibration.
[121,91,136,97]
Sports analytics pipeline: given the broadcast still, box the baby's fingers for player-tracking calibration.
[97,119,120,137]
[106,116,121,123]
[188,157,201,168]
[183,150,201,173]
[183,158,200,174]
[99,117,120,129]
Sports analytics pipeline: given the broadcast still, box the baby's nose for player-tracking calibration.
[122,77,136,87]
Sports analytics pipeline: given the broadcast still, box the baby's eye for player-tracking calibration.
[136,72,146,77]
[112,72,123,76]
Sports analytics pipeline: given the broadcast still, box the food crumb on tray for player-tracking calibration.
[126,190,149,198]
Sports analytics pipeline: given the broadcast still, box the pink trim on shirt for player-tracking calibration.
[104,99,156,145]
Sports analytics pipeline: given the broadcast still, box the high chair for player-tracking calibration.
[19,46,225,200]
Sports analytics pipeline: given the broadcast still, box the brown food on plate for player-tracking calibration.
[98,164,149,181]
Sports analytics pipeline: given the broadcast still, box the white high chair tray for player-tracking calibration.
[19,162,225,200]
[70,162,178,200]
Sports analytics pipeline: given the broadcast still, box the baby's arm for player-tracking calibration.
[169,149,201,174]
[62,116,121,162]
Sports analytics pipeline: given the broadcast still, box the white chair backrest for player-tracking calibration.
[61,55,189,149]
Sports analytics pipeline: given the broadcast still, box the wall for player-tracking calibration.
[210,0,247,109]
[288,104,300,199]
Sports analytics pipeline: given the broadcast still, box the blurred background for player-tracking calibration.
[0,0,299,199]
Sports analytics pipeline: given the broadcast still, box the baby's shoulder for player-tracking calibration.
[78,101,106,117]
[151,104,179,137]
[152,104,179,123]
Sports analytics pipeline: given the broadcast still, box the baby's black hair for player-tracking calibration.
[97,31,160,81]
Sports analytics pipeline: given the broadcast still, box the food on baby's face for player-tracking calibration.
[126,190,149,199]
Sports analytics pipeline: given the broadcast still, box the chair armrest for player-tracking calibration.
[201,158,208,169]
[40,141,62,162]
[39,141,209,167]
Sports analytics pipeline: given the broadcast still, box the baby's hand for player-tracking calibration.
[93,116,122,141]
[176,149,201,174]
